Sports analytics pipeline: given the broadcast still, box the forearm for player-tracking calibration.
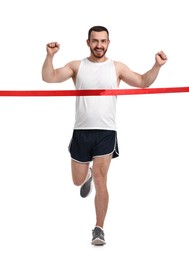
[42,55,56,83]
[141,62,161,88]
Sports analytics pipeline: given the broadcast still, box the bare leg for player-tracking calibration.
[71,159,90,186]
[92,154,112,228]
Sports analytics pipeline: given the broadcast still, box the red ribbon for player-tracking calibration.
[0,87,189,96]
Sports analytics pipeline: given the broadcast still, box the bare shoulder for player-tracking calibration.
[113,60,129,70]
[67,60,81,73]
[113,60,131,77]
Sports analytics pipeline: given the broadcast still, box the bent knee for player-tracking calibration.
[72,171,88,186]
[72,176,84,186]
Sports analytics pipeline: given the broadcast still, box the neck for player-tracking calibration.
[88,55,108,63]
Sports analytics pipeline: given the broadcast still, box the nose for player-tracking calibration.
[96,41,101,48]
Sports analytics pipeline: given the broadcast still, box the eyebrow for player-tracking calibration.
[91,38,108,41]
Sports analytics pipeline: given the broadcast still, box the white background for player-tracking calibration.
[0,0,189,259]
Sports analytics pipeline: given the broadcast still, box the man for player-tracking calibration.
[42,25,167,246]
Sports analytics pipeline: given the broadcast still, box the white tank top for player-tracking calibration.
[74,58,118,130]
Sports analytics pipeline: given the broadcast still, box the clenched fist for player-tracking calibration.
[155,51,168,66]
[46,42,60,56]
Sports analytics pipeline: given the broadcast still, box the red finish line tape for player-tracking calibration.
[0,87,189,96]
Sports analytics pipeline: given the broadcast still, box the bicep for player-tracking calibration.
[55,64,74,83]
[118,62,143,88]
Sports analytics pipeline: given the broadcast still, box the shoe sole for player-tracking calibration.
[80,180,93,198]
[80,168,93,198]
[91,238,106,246]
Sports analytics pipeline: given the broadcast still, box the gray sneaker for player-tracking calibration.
[80,168,93,198]
[91,227,106,246]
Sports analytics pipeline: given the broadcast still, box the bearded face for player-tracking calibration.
[90,45,108,59]
[87,31,110,60]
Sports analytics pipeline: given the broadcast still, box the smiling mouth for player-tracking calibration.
[94,48,103,53]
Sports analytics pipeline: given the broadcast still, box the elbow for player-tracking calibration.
[42,76,50,83]
[41,71,49,83]
[42,75,47,82]
[142,84,150,88]
[41,73,54,83]
[134,82,150,89]
[139,77,152,88]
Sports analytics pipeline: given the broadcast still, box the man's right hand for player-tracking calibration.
[46,42,60,56]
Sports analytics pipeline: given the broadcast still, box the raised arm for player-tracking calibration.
[117,51,168,88]
[42,42,76,83]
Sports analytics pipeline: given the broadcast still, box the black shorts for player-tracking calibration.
[68,129,119,163]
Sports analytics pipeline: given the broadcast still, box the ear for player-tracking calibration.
[86,39,90,47]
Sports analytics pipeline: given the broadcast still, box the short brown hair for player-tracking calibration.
[88,26,109,40]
